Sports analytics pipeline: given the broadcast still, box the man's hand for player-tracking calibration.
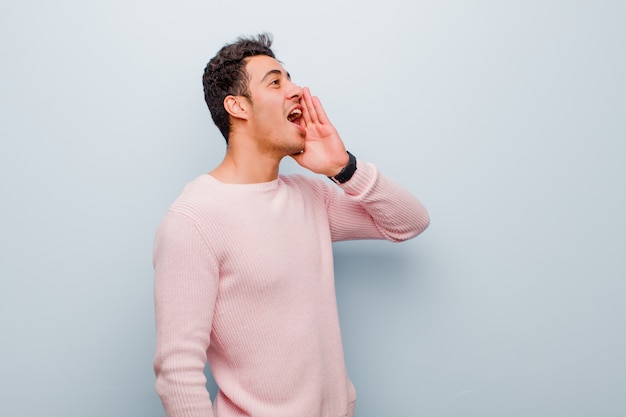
[290,87,349,177]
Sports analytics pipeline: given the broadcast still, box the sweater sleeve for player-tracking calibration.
[153,211,218,417]
[326,160,430,242]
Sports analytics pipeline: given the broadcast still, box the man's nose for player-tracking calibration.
[287,81,303,100]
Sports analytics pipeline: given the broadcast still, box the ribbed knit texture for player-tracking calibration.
[153,161,429,417]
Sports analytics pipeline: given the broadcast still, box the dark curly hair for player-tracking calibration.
[202,33,276,143]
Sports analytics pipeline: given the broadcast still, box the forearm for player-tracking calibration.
[329,160,430,242]
[154,350,214,417]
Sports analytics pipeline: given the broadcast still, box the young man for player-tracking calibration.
[153,34,430,417]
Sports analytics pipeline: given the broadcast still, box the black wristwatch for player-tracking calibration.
[328,151,357,184]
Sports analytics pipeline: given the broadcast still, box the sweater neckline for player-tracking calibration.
[202,174,281,192]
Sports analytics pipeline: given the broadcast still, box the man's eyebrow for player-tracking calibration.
[261,69,292,83]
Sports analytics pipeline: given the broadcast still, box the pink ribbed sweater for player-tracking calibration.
[153,161,429,417]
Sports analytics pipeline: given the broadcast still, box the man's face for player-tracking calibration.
[243,55,305,155]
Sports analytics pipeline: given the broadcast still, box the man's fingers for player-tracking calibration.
[302,87,318,124]
[301,88,312,125]
[312,96,329,125]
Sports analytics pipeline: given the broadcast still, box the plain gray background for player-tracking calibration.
[1,1,625,416]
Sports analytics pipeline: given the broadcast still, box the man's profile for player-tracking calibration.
[153,33,430,417]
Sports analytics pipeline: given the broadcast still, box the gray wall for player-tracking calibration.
[1,1,624,416]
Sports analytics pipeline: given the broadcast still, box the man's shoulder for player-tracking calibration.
[166,175,227,219]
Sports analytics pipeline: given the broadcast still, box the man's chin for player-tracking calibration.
[285,140,305,156]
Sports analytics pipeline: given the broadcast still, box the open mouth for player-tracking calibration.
[287,108,302,123]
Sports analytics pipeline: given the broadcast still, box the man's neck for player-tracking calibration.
[210,145,282,184]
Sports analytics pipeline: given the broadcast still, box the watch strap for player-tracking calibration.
[328,151,357,184]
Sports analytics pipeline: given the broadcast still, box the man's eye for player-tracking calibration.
[270,79,280,86]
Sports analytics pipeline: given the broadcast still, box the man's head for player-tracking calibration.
[203,33,276,143]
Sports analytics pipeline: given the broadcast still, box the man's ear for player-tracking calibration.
[224,95,249,121]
